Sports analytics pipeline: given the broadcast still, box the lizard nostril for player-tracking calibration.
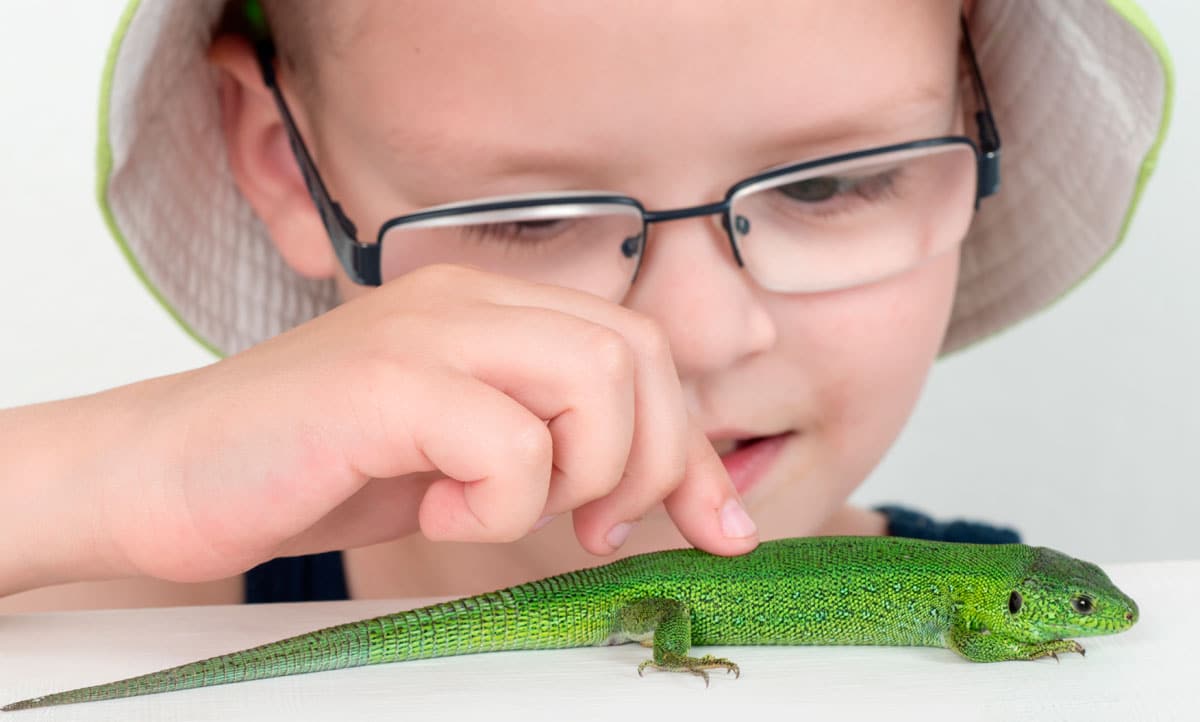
[1125,612,1134,622]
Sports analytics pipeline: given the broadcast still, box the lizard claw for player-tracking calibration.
[636,655,740,687]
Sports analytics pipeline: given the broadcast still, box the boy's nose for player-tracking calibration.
[622,215,777,379]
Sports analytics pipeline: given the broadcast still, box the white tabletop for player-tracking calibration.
[1,560,1196,722]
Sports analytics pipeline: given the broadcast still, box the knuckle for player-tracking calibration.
[633,316,672,366]
[586,327,636,386]
[479,503,535,543]
[575,465,624,506]
[505,417,554,475]
[639,442,689,497]
[545,456,622,515]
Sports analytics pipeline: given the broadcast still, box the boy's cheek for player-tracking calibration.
[765,249,960,491]
[819,249,958,418]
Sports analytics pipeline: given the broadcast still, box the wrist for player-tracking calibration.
[0,378,172,596]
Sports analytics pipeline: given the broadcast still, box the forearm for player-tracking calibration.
[0,378,172,596]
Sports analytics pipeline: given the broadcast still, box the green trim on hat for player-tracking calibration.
[97,0,226,359]
[1081,0,1174,286]
[943,0,1174,357]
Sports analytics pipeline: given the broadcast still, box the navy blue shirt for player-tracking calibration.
[243,505,1020,604]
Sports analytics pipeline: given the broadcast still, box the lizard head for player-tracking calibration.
[998,546,1138,642]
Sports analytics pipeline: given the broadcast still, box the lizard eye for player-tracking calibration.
[1071,595,1095,615]
[1008,590,1023,615]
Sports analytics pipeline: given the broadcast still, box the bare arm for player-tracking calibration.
[0,379,168,598]
[1,266,757,608]
[0,379,252,610]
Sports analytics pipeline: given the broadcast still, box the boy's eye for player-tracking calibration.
[465,218,574,245]
[779,176,840,202]
[774,169,899,208]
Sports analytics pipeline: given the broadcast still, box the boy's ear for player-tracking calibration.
[207,35,338,280]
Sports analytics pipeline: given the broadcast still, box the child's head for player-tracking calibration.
[208,1,974,517]
[98,0,1170,524]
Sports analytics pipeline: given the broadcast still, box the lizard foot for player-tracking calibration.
[1030,639,1086,661]
[637,655,740,687]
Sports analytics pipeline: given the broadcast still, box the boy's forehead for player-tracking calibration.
[312,1,961,95]
[306,2,962,196]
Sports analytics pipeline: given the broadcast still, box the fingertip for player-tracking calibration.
[569,508,635,556]
[700,506,760,556]
[718,497,758,540]
[666,488,760,557]
[713,529,761,556]
[666,426,759,556]
[696,529,760,557]
[604,520,637,550]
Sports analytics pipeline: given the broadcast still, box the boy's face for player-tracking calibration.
[253,1,965,523]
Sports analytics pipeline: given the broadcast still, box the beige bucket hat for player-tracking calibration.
[97,0,1174,358]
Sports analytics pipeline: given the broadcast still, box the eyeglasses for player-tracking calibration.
[248,7,1000,301]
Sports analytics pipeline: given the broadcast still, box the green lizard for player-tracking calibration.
[3,536,1138,711]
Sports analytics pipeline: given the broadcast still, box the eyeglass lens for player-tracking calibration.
[378,142,977,301]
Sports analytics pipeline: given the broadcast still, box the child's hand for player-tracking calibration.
[101,265,758,584]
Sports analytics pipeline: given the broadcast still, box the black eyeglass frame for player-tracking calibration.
[248,11,1001,288]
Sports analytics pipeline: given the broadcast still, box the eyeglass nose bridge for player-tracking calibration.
[641,199,747,267]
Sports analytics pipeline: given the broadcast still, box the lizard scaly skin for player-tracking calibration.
[3,536,1138,711]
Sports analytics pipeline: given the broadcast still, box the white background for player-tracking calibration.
[1,1,1195,564]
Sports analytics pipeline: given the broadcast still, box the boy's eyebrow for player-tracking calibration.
[377,122,635,182]
[745,85,960,160]
[376,84,958,184]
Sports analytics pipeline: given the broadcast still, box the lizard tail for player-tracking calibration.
[3,587,606,711]
[2,615,377,711]
[4,565,627,712]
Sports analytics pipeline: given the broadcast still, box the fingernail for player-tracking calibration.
[719,498,757,539]
[533,515,557,532]
[605,521,637,550]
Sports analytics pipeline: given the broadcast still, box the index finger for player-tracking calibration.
[662,424,759,555]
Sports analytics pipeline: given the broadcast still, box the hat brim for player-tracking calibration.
[97,0,1173,358]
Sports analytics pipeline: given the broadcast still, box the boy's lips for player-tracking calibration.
[710,431,795,494]
[708,428,791,455]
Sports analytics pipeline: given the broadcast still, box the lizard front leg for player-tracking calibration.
[949,624,1085,662]
[613,598,740,686]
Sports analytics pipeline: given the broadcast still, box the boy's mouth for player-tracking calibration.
[710,433,785,456]
[709,431,795,494]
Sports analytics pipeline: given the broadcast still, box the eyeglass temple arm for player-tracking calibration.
[961,14,1001,200]
[245,1,382,284]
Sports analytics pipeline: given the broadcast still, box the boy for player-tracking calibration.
[0,0,1171,609]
